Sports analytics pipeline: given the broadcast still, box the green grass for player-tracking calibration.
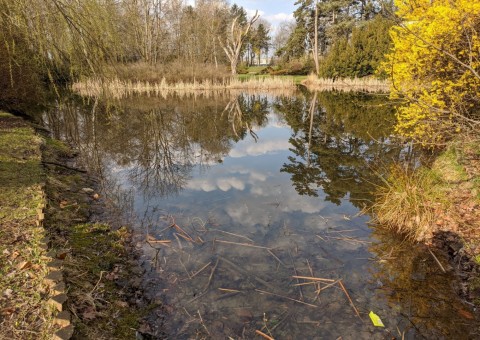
[0,112,56,339]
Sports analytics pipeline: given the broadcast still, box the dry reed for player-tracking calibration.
[302,73,390,93]
[72,76,296,99]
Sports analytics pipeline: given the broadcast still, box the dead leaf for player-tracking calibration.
[82,309,97,321]
[458,309,474,319]
[3,288,13,298]
[114,300,128,308]
[2,249,11,256]
[92,193,100,200]
[1,307,15,316]
[60,200,68,209]
[16,261,32,271]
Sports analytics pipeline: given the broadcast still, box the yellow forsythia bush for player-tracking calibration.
[383,0,480,145]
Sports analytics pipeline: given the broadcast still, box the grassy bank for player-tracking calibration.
[372,138,480,243]
[0,113,55,339]
[0,112,157,338]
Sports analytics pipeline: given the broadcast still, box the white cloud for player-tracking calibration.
[229,139,290,158]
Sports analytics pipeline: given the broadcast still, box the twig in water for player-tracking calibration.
[204,258,219,291]
[215,239,271,249]
[288,250,303,301]
[427,247,446,273]
[338,280,362,320]
[212,229,255,243]
[255,329,275,340]
[197,310,210,336]
[292,276,336,282]
[268,249,286,267]
[218,288,241,293]
[179,258,191,279]
[255,289,318,308]
[190,261,212,278]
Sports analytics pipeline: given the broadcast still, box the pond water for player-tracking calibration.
[43,90,478,339]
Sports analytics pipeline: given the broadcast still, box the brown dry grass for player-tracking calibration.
[302,73,390,93]
[72,76,297,99]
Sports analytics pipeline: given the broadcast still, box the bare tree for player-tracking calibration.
[220,10,260,75]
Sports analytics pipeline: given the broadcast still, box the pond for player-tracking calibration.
[43,90,478,339]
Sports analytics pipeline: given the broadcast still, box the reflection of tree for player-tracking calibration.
[223,94,269,142]
[44,93,270,199]
[276,91,402,207]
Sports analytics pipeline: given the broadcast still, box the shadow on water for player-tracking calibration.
[42,90,478,339]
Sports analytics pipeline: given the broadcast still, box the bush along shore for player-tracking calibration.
[0,112,165,339]
[372,137,480,304]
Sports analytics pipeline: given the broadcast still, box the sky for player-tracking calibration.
[187,0,296,33]
[232,0,296,29]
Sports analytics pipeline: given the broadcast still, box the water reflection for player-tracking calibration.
[43,91,477,339]
[276,91,399,207]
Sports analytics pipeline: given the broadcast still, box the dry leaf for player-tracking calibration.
[1,307,15,316]
[82,309,97,321]
[92,193,100,200]
[16,261,32,270]
[114,300,128,308]
[3,288,13,298]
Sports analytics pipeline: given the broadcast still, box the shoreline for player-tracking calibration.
[0,112,165,339]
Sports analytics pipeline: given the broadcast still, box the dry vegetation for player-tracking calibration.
[372,139,480,242]
[72,76,296,99]
[302,73,390,93]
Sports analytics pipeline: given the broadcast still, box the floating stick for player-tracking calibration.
[215,239,270,250]
[338,280,362,319]
[191,262,212,278]
[255,289,317,308]
[255,330,274,340]
[292,276,336,282]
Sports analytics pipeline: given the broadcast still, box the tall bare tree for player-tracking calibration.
[220,10,260,74]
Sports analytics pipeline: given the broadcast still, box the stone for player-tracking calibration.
[54,311,71,328]
[44,271,63,288]
[53,325,74,340]
[52,282,66,295]
[81,188,94,194]
[48,293,68,312]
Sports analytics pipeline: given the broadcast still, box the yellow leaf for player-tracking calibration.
[369,311,385,327]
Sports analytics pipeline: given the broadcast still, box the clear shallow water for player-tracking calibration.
[43,91,478,339]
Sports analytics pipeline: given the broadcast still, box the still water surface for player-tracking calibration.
[44,90,478,339]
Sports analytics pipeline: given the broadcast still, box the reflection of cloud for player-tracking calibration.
[218,177,245,191]
[230,139,290,158]
[186,167,268,192]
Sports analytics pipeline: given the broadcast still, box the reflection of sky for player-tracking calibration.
[132,112,360,232]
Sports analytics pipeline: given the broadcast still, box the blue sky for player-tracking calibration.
[232,0,296,27]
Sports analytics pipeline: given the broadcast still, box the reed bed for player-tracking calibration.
[302,73,390,93]
[72,76,296,99]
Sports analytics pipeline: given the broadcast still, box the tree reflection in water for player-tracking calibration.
[43,93,271,200]
[275,90,407,208]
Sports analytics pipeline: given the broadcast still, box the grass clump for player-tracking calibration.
[372,165,447,241]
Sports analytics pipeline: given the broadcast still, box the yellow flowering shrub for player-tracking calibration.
[383,0,480,144]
